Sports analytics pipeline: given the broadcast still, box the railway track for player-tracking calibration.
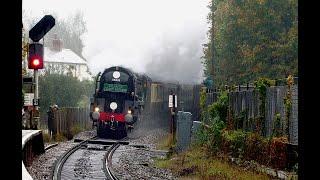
[51,136,123,180]
[104,143,120,180]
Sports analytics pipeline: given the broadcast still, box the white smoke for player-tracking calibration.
[23,0,209,84]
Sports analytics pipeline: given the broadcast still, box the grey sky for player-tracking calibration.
[23,0,210,84]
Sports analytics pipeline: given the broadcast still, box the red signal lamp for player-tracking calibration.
[33,59,40,66]
[28,43,44,70]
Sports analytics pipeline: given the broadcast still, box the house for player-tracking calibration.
[26,34,93,81]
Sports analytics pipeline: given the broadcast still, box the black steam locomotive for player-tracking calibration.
[90,66,151,139]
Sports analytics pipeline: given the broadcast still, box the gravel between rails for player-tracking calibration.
[113,128,178,180]
[26,128,177,180]
[26,130,97,180]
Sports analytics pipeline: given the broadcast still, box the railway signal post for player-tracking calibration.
[27,15,55,129]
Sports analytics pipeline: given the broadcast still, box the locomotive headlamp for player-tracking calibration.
[94,107,100,112]
[110,102,117,110]
[128,110,132,114]
[113,71,120,79]
[92,111,100,120]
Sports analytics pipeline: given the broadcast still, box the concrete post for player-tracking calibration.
[176,111,192,152]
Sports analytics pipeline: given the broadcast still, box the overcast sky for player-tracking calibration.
[23,0,210,84]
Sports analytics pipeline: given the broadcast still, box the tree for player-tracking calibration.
[39,73,94,115]
[202,0,298,87]
[44,10,87,59]
[23,10,87,59]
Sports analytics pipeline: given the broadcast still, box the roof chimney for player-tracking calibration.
[52,34,63,52]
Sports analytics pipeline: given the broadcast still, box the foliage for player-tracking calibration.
[243,132,270,165]
[195,125,210,147]
[202,0,298,87]
[23,10,87,59]
[198,124,292,170]
[222,129,247,158]
[254,78,273,95]
[254,77,272,135]
[272,113,282,137]
[269,137,288,169]
[39,73,94,115]
[284,75,294,138]
[155,146,271,179]
[207,90,228,123]
[206,119,226,154]
[196,79,295,171]
[233,109,247,130]
[199,88,207,122]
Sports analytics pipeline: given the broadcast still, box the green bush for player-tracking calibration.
[197,90,228,154]
[207,91,228,123]
[222,130,247,158]
[272,113,282,137]
[206,119,225,154]
[200,88,207,122]
[195,125,210,146]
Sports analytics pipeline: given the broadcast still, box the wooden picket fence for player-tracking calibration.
[40,107,92,137]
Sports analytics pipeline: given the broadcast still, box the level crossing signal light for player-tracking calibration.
[28,43,44,69]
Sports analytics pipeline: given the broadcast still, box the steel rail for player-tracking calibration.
[51,136,97,180]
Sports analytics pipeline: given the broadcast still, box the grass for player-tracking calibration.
[154,145,272,180]
[156,133,176,150]
[70,124,83,137]
[41,123,88,143]
[55,133,68,142]
[42,131,52,143]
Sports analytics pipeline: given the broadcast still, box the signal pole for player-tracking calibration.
[28,15,55,129]
[33,68,39,128]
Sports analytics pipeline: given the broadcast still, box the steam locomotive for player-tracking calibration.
[90,66,199,139]
[90,66,151,139]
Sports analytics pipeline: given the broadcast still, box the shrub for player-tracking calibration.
[270,137,288,169]
[206,119,225,154]
[195,124,210,146]
[222,130,247,158]
[244,132,270,165]
[207,91,228,123]
[272,113,282,137]
[200,88,207,122]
